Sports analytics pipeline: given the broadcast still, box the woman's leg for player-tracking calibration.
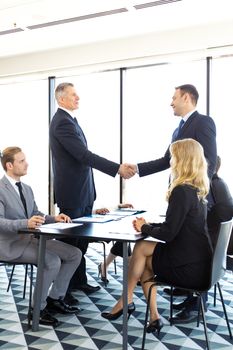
[100,252,117,277]
[110,240,157,313]
[100,241,131,277]
[140,256,160,322]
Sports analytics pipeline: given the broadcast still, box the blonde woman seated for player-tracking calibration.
[101,138,213,335]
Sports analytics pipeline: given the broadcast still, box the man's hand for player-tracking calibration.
[28,215,45,229]
[55,213,72,223]
[95,208,110,215]
[118,203,134,209]
[118,163,137,179]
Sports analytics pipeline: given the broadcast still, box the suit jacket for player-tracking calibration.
[138,111,217,179]
[141,185,212,268]
[207,174,233,249]
[49,108,119,209]
[0,175,54,261]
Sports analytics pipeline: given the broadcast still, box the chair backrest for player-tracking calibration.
[211,219,233,287]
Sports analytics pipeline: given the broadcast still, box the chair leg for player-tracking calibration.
[102,242,108,287]
[196,294,201,327]
[112,241,117,274]
[23,264,28,299]
[7,264,29,299]
[142,283,155,350]
[113,258,117,274]
[214,284,217,306]
[169,286,174,325]
[217,282,232,339]
[7,265,15,292]
[199,295,211,350]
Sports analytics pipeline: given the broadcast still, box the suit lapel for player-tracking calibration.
[2,176,27,216]
[73,117,87,146]
[58,108,88,146]
[179,111,198,136]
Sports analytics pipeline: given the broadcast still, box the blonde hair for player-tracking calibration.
[167,138,209,201]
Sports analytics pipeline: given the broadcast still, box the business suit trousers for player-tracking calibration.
[11,237,81,309]
[59,205,93,289]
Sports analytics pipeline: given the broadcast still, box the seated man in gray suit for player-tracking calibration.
[0,146,82,327]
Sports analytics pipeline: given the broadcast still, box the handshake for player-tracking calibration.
[118,163,137,179]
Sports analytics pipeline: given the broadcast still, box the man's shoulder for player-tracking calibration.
[51,108,64,120]
[50,108,73,126]
[192,111,215,124]
[0,175,8,187]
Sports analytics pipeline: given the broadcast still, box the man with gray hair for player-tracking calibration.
[49,82,135,302]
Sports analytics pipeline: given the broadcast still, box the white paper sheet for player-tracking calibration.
[41,223,82,229]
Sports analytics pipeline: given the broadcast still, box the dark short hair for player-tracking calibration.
[175,84,199,105]
[1,147,22,171]
[55,82,74,101]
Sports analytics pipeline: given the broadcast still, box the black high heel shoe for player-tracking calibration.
[98,263,109,284]
[146,318,163,336]
[101,302,135,320]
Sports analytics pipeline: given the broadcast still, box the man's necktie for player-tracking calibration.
[16,182,28,217]
[74,117,87,145]
[177,118,185,135]
[172,119,185,142]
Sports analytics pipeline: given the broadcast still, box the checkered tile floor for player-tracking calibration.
[0,243,233,349]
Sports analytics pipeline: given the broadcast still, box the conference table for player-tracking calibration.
[18,215,146,349]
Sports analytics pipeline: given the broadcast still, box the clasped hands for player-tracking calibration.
[118,163,137,179]
[133,217,146,232]
[28,213,71,229]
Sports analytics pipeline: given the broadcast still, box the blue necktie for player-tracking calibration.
[172,119,185,141]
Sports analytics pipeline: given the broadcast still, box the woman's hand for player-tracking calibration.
[55,213,72,223]
[132,217,146,232]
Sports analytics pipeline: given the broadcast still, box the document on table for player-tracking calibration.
[41,223,83,229]
[73,214,115,223]
[106,209,146,217]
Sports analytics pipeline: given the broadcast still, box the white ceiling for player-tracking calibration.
[0,0,233,59]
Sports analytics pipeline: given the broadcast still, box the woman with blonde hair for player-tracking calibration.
[101,138,213,334]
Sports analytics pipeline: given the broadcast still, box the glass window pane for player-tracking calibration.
[123,60,207,214]
[0,80,49,213]
[211,57,233,193]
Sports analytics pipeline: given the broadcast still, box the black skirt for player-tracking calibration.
[152,244,211,290]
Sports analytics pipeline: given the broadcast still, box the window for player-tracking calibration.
[0,79,49,212]
[123,60,206,214]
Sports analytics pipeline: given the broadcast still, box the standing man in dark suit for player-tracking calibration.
[136,84,217,179]
[49,82,135,302]
[130,84,217,323]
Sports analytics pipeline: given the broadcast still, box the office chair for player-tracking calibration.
[0,262,34,326]
[141,220,233,350]
[6,263,34,299]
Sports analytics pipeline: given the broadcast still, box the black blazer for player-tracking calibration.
[141,185,212,268]
[138,111,217,179]
[207,174,233,249]
[49,108,119,209]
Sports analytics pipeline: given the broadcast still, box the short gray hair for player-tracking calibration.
[55,82,74,101]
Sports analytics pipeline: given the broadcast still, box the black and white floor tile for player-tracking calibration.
[0,243,233,350]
